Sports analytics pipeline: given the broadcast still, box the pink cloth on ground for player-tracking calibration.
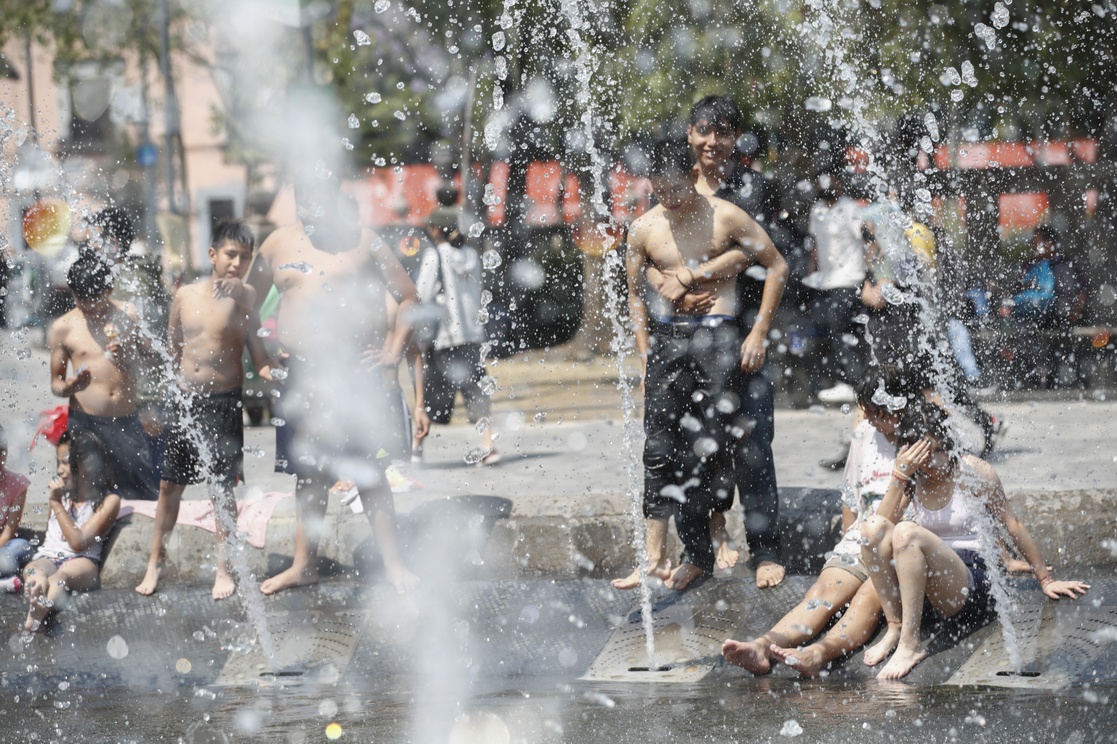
[118,492,291,549]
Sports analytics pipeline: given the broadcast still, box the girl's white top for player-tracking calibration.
[912,467,983,551]
[36,497,103,562]
[832,420,896,557]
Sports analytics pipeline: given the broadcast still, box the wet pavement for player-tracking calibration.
[3,338,1117,742]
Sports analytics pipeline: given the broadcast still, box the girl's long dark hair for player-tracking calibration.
[67,430,115,512]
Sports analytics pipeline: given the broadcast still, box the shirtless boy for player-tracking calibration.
[49,252,159,501]
[246,179,420,595]
[136,219,275,600]
[614,139,788,592]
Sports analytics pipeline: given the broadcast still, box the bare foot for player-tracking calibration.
[722,638,771,674]
[666,563,704,591]
[134,561,164,596]
[864,623,900,667]
[211,569,237,601]
[715,540,740,570]
[386,563,421,595]
[755,560,786,589]
[877,642,928,680]
[771,643,826,678]
[611,559,672,590]
[23,613,40,632]
[260,564,319,595]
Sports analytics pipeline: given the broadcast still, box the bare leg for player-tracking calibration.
[770,579,882,677]
[723,567,862,674]
[755,560,787,589]
[877,522,971,680]
[363,479,420,594]
[27,558,98,632]
[261,475,328,595]
[136,481,186,596]
[710,511,739,570]
[613,518,672,590]
[23,559,58,631]
[210,483,239,601]
[860,514,901,666]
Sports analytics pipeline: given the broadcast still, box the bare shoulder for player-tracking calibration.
[48,310,78,345]
[962,454,1001,489]
[629,208,664,243]
[258,224,305,258]
[711,195,756,228]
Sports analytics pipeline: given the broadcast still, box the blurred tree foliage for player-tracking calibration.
[4,0,1116,172]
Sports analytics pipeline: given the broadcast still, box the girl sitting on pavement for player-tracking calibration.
[722,364,921,676]
[860,405,1090,680]
[22,431,120,632]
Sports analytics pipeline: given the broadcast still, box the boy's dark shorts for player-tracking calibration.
[162,388,244,489]
[424,343,490,425]
[67,407,159,500]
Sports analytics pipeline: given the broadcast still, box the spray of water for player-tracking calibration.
[792,0,1025,661]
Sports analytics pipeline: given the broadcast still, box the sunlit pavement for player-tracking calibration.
[4,340,1117,581]
[4,339,1117,743]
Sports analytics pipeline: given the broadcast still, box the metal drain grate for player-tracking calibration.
[946,604,1113,689]
[581,596,735,683]
[215,610,365,686]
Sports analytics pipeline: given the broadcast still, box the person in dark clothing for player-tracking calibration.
[684,96,787,587]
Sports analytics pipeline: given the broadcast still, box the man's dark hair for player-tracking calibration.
[1034,224,1060,247]
[436,185,459,207]
[650,138,694,178]
[91,207,136,251]
[211,219,255,251]
[689,95,743,133]
[856,363,928,418]
[67,252,114,302]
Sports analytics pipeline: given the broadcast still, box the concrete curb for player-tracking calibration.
[88,487,1117,589]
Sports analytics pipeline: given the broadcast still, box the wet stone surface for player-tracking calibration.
[2,575,1117,741]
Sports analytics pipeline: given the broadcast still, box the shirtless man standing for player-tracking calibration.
[136,219,275,600]
[246,179,420,595]
[614,139,788,591]
[50,252,159,501]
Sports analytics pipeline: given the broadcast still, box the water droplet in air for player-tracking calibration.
[353,30,371,45]
[475,417,491,434]
[533,411,547,422]
[463,448,486,465]
[365,92,382,104]
[991,2,1010,28]
[840,404,851,415]
[780,719,803,737]
[106,635,129,659]
[393,110,406,121]
[278,261,313,274]
[804,97,831,112]
[482,249,502,268]
[256,327,269,337]
[347,114,360,128]
[374,0,390,12]
[271,418,287,427]
[480,375,497,396]
[492,31,506,51]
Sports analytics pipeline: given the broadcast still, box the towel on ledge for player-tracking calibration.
[118,492,291,549]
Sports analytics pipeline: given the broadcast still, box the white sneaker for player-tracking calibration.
[817,383,857,405]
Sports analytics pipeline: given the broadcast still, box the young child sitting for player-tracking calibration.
[0,423,32,585]
[22,431,121,632]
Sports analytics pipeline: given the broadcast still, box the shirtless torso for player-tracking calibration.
[49,301,143,418]
[249,224,395,366]
[172,279,263,394]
